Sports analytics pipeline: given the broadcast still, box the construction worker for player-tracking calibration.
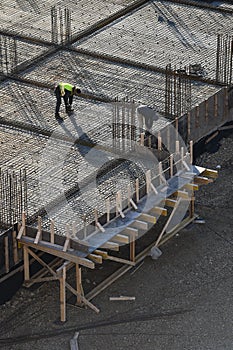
[54,82,81,120]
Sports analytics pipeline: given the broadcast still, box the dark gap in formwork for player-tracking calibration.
[0,253,54,305]
[193,121,233,163]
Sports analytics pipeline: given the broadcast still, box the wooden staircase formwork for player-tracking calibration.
[15,144,218,322]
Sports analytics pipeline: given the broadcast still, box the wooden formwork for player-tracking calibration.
[14,145,218,322]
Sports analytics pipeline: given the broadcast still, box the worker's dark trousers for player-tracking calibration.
[55,86,73,114]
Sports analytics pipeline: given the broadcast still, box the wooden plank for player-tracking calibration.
[109,296,135,301]
[107,255,135,266]
[202,169,218,179]
[76,264,82,305]
[34,216,42,244]
[146,170,151,194]
[111,234,129,244]
[87,254,103,264]
[22,212,26,236]
[139,213,156,224]
[27,247,59,278]
[135,178,139,202]
[23,246,30,281]
[174,190,190,199]
[96,222,105,232]
[155,198,182,246]
[106,198,110,223]
[194,176,213,185]
[50,219,55,244]
[86,215,197,303]
[29,276,58,284]
[19,237,95,269]
[12,230,19,264]
[183,183,199,191]
[205,131,219,144]
[101,242,119,251]
[151,182,158,195]
[4,236,9,273]
[130,220,148,230]
[26,257,61,288]
[130,198,138,210]
[34,230,42,245]
[63,226,71,252]
[94,250,109,259]
[165,199,177,208]
[189,140,193,164]
[56,261,72,274]
[122,227,138,236]
[60,266,66,322]
[150,206,167,216]
[17,225,24,240]
[65,281,100,313]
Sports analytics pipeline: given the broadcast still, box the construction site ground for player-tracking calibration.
[0,131,233,350]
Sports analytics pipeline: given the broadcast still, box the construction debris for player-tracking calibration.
[109,296,136,301]
[70,332,79,350]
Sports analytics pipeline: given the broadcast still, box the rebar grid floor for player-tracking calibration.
[0,0,134,42]
[0,0,231,233]
[75,0,233,82]
[20,50,220,112]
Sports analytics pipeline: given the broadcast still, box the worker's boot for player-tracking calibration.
[66,104,73,113]
[55,113,63,121]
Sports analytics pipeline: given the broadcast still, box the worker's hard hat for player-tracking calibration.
[74,87,81,95]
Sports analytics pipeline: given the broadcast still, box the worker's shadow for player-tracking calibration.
[58,112,110,168]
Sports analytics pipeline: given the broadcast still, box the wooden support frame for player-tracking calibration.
[155,198,182,246]
[15,162,217,322]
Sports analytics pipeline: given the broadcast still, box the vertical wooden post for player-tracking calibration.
[12,229,19,264]
[127,185,131,208]
[106,199,110,223]
[75,264,82,305]
[50,219,55,244]
[170,154,174,177]
[175,140,180,154]
[140,133,144,146]
[22,211,26,236]
[159,162,163,185]
[146,170,151,194]
[190,140,193,164]
[181,147,184,169]
[158,131,162,151]
[135,178,139,203]
[60,266,66,322]
[4,236,9,273]
[148,135,152,149]
[23,246,30,281]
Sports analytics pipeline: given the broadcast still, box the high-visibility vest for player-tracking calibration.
[59,83,74,91]
[58,83,74,96]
